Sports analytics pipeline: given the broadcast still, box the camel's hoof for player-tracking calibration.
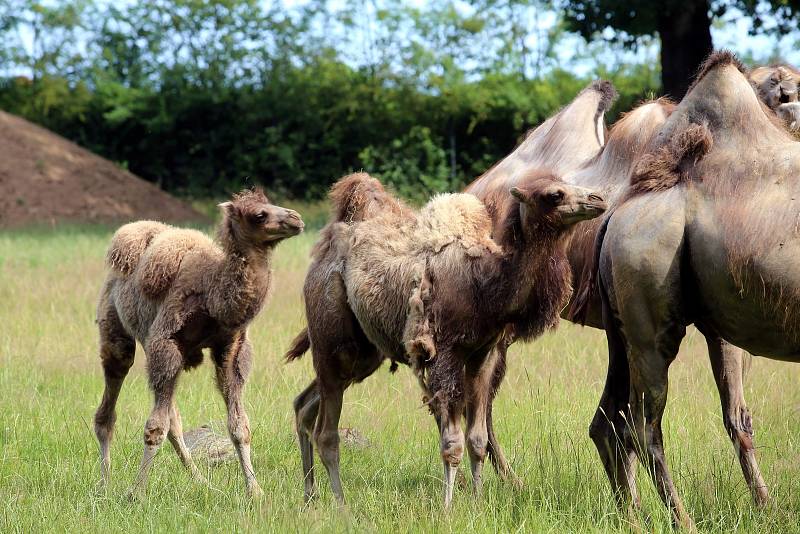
[124,486,145,503]
[191,472,210,486]
[94,478,110,497]
[247,483,264,499]
[303,490,318,505]
[508,474,524,491]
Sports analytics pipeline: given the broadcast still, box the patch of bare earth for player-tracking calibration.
[0,110,207,227]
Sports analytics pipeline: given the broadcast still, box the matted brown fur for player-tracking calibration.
[329,172,410,223]
[287,170,606,505]
[629,121,713,195]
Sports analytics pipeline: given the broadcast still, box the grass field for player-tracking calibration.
[1,222,800,533]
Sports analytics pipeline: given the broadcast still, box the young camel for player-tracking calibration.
[287,171,606,506]
[93,188,303,498]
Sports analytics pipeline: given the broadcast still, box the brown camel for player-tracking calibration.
[285,80,620,491]
[287,171,606,506]
[583,51,794,528]
[93,189,304,498]
[750,63,800,130]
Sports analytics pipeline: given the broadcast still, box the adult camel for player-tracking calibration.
[470,87,769,519]
[589,51,788,527]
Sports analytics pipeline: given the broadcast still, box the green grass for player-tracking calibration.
[1,224,799,533]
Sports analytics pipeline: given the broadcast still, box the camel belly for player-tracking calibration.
[343,255,421,358]
[687,200,800,360]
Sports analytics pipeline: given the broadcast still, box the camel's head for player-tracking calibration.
[219,188,304,247]
[752,65,799,109]
[751,65,800,130]
[509,173,606,229]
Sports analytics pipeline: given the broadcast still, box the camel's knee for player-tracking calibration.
[724,406,755,450]
[314,430,340,464]
[441,430,465,466]
[144,415,170,447]
[228,414,252,446]
[94,409,116,436]
[466,430,488,461]
[101,349,134,380]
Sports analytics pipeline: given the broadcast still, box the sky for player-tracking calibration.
[11,1,800,79]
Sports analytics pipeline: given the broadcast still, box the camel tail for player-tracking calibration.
[285,327,311,362]
[567,212,614,325]
[105,220,170,275]
[329,172,408,224]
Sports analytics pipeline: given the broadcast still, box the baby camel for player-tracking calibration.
[93,189,303,498]
[287,172,605,506]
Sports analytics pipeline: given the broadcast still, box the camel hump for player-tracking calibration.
[416,193,501,255]
[105,220,171,275]
[135,228,215,298]
[630,122,713,195]
[328,172,410,224]
[587,79,618,114]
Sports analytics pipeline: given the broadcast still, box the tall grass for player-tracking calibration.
[1,225,799,532]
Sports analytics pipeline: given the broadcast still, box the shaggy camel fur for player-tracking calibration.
[287,82,619,493]
[94,189,303,498]
[580,50,800,527]
[287,171,606,506]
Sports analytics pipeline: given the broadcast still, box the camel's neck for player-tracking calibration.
[481,211,572,340]
[501,229,572,341]
[210,228,274,328]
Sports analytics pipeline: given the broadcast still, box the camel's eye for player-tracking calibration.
[253,211,268,223]
[545,191,564,205]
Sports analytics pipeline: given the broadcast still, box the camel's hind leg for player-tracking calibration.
[590,286,639,512]
[700,331,769,506]
[214,335,262,498]
[314,378,346,503]
[484,341,523,488]
[167,399,205,483]
[94,298,135,489]
[128,337,183,499]
[624,321,692,530]
[293,379,320,502]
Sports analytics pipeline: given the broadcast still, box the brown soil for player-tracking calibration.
[0,110,208,227]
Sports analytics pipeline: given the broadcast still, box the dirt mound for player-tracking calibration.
[0,110,208,227]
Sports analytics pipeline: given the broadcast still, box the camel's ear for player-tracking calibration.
[509,187,527,202]
[218,201,238,218]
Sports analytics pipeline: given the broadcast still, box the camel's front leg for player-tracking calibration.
[428,349,466,508]
[464,348,498,496]
[700,330,769,506]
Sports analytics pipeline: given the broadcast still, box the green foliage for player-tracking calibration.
[0,0,664,200]
[359,126,453,202]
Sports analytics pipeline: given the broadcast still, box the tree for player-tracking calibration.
[561,0,800,99]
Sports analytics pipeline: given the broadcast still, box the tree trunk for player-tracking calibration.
[657,0,713,100]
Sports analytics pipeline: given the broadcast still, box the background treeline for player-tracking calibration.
[0,0,709,200]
